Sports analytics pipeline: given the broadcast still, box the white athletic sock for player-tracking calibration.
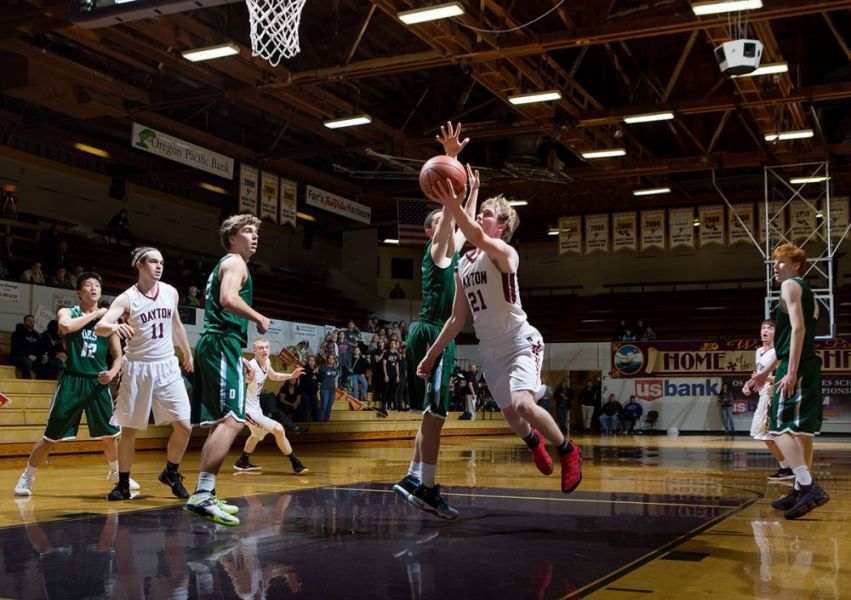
[108,460,119,473]
[408,461,422,480]
[196,472,217,494]
[421,463,436,488]
[792,465,813,487]
[24,464,36,478]
[779,461,788,469]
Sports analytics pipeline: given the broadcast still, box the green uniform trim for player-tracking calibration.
[200,254,253,346]
[406,321,455,417]
[43,373,119,441]
[191,325,247,426]
[63,306,110,376]
[417,241,459,325]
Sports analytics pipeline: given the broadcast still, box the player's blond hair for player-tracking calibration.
[772,243,806,270]
[252,338,270,349]
[482,195,519,242]
[220,213,261,251]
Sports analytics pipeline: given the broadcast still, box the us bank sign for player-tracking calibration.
[131,123,234,180]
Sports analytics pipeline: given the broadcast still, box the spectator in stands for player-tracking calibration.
[363,317,377,334]
[579,380,597,432]
[635,320,647,339]
[20,261,45,285]
[621,395,643,434]
[184,285,201,308]
[49,266,73,289]
[298,355,320,422]
[398,320,409,341]
[0,233,13,263]
[389,283,406,299]
[398,343,409,410]
[66,265,84,290]
[38,319,66,379]
[38,224,63,262]
[369,341,386,409]
[641,326,656,341]
[718,383,735,435]
[622,328,637,341]
[49,240,71,273]
[599,394,622,434]
[336,330,353,391]
[278,379,302,421]
[320,333,337,363]
[108,209,133,246]
[382,339,402,411]
[462,364,479,420]
[350,346,369,404]
[343,320,361,346]
[614,320,627,340]
[319,354,340,421]
[554,379,572,434]
[538,381,553,413]
[11,314,41,379]
[389,321,401,339]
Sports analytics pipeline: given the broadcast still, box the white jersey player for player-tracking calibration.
[96,246,194,501]
[743,319,792,481]
[233,338,308,474]
[419,172,582,495]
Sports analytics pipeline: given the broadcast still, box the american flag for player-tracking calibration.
[397,200,429,246]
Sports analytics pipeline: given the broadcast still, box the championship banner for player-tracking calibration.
[279,178,297,227]
[238,164,259,215]
[584,213,609,254]
[612,212,637,252]
[698,205,725,247]
[260,171,279,223]
[611,338,851,379]
[830,196,849,241]
[306,185,371,224]
[668,207,695,249]
[558,216,581,255]
[758,201,787,244]
[789,200,816,242]
[640,209,666,251]
[728,203,754,245]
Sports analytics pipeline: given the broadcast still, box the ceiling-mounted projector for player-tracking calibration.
[715,39,763,75]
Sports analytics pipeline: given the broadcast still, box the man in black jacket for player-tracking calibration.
[11,315,41,379]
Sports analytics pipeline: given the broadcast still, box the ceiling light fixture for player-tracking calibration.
[691,1,763,16]
[72,143,110,158]
[181,43,240,62]
[548,229,559,236]
[730,62,788,78]
[581,148,626,159]
[508,200,528,207]
[764,129,814,142]
[323,114,372,129]
[398,2,464,25]
[633,187,671,196]
[790,176,829,184]
[623,112,675,124]
[693,218,701,227]
[296,211,316,222]
[508,90,562,105]
[200,182,228,194]
[383,238,400,245]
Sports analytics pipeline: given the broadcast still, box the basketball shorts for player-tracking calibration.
[113,356,190,430]
[406,320,455,418]
[770,355,822,436]
[479,324,544,410]
[749,389,771,441]
[192,334,246,427]
[43,373,120,441]
[245,406,279,440]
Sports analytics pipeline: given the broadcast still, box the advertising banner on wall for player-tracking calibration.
[131,123,234,179]
[728,202,755,245]
[306,186,371,224]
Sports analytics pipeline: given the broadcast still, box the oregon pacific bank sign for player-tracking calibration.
[131,123,234,180]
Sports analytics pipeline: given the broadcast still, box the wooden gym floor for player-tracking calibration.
[0,433,847,599]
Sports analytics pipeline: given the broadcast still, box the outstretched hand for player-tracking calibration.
[436,121,469,158]
[465,163,480,198]
[432,178,464,210]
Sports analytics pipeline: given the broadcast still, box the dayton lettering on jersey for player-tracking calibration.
[138,307,173,324]
[461,270,488,288]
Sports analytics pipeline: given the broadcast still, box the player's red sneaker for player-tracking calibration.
[559,443,582,494]
[528,430,553,475]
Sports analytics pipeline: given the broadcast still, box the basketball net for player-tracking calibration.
[245,0,307,67]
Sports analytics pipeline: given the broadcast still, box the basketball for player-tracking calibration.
[419,155,468,202]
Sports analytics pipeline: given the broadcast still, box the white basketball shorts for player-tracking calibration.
[478,324,544,410]
[750,389,772,441]
[245,406,280,440]
[112,356,190,430]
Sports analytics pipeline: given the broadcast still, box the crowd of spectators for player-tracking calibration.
[613,319,656,341]
[10,314,66,380]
